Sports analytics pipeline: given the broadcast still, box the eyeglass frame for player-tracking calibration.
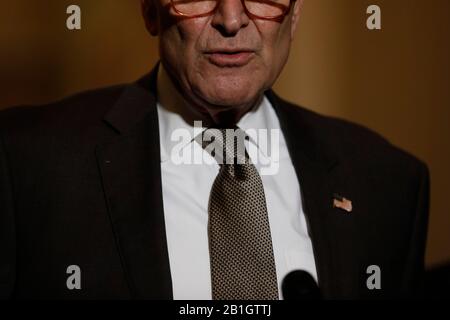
[170,0,297,23]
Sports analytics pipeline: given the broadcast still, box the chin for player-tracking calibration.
[201,79,260,106]
[204,89,257,108]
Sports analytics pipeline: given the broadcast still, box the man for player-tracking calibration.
[0,0,429,299]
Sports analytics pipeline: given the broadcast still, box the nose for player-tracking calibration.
[211,0,250,36]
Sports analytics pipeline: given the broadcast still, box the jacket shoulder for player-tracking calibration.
[0,84,127,135]
[277,97,428,176]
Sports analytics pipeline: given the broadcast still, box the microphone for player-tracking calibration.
[282,270,322,300]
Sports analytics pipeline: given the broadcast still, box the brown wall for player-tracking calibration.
[1,0,449,267]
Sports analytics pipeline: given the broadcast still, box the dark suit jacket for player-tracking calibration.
[0,66,429,299]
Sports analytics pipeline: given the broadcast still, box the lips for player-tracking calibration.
[204,50,255,67]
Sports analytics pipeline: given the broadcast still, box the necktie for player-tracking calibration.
[196,127,279,300]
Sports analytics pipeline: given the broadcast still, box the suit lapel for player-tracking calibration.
[267,91,357,298]
[95,67,173,299]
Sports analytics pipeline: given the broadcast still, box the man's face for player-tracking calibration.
[143,0,303,115]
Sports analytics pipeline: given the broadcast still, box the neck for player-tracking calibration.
[207,95,263,127]
[157,64,263,128]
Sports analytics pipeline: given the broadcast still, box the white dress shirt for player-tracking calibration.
[156,66,317,300]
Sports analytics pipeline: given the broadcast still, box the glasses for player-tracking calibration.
[170,0,297,22]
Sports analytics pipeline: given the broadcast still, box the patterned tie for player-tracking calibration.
[196,127,279,300]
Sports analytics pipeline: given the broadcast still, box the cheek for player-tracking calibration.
[258,21,292,79]
[161,19,206,71]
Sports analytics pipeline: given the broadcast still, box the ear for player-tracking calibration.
[142,0,159,36]
[290,0,304,40]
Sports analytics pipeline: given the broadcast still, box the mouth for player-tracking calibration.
[204,50,255,68]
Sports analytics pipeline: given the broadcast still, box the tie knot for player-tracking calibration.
[195,127,249,165]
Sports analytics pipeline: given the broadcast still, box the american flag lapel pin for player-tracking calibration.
[333,193,353,213]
